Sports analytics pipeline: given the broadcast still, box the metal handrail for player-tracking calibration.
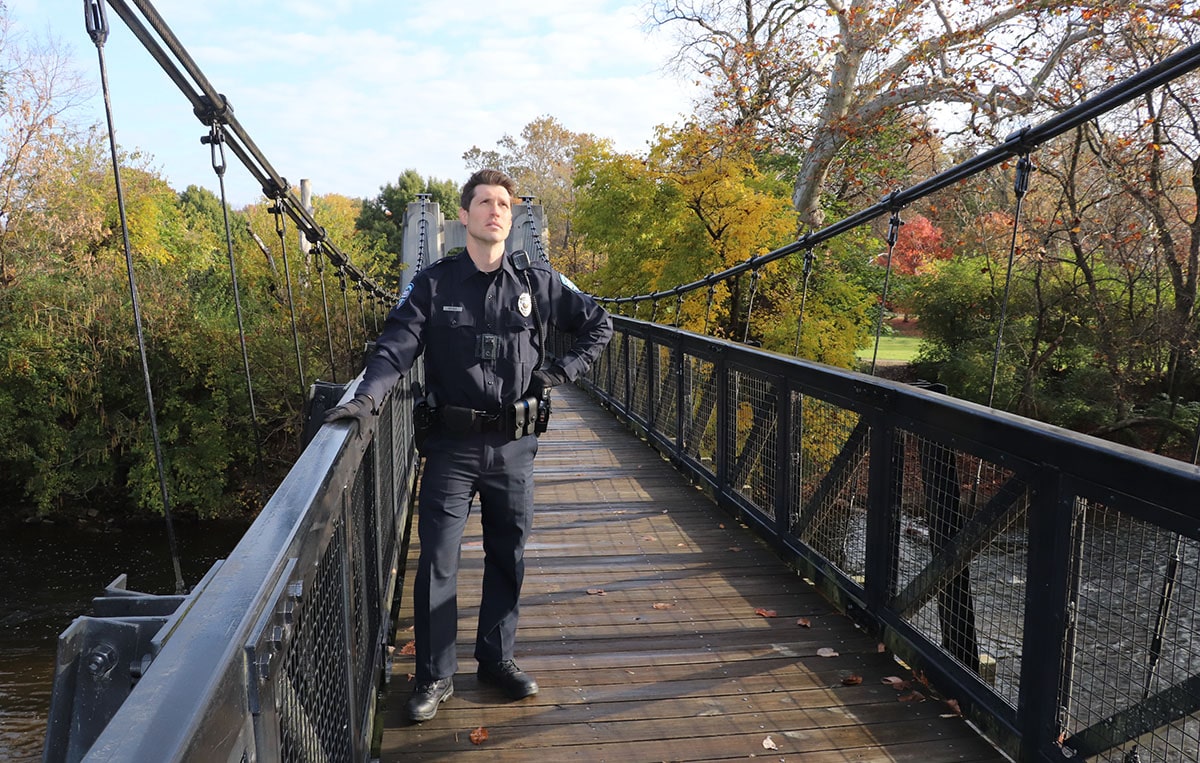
[576,317,1200,762]
[45,374,420,762]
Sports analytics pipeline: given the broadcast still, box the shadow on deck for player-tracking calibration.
[380,385,1008,762]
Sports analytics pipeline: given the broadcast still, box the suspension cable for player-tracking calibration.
[742,267,761,344]
[202,120,264,484]
[312,243,338,383]
[356,282,368,340]
[338,268,355,371]
[793,249,815,356]
[269,197,307,398]
[86,0,184,595]
[415,194,430,276]
[987,154,1035,408]
[521,195,551,263]
[870,198,904,375]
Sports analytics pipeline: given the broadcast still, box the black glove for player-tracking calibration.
[529,365,570,397]
[323,394,375,424]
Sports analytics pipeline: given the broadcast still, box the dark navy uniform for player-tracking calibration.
[355,250,611,682]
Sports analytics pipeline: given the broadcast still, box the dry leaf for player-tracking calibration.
[943,698,962,716]
[796,617,812,628]
[586,588,606,596]
[877,642,887,653]
[817,647,840,658]
[755,608,778,618]
[399,641,416,656]
[728,545,742,552]
[652,602,673,610]
[898,690,926,703]
[469,727,489,745]
[643,535,656,541]
[881,676,909,690]
[762,735,779,750]
[841,674,863,686]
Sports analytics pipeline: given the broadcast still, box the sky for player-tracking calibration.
[10,0,701,207]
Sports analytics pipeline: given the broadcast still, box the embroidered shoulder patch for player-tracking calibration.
[395,282,414,308]
[559,273,582,293]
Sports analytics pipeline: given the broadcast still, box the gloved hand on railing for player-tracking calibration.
[529,365,569,398]
[323,394,376,424]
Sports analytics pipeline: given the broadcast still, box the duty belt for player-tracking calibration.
[439,405,507,434]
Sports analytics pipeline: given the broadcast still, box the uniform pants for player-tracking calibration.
[412,429,539,682]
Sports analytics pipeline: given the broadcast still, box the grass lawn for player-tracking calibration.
[856,335,922,363]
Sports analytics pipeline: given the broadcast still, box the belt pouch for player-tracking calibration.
[441,405,475,434]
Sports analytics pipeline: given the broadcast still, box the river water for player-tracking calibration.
[0,518,249,762]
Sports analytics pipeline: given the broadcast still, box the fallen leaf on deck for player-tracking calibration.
[755,608,778,618]
[469,727,489,745]
[877,642,887,653]
[817,647,840,657]
[652,602,674,610]
[762,735,779,750]
[399,641,416,656]
[841,674,863,686]
[943,698,962,716]
[898,690,925,703]
[796,617,812,628]
[586,588,606,596]
[881,676,910,690]
[643,535,656,541]
[728,545,742,552]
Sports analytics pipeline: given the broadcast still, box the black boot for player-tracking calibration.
[477,660,538,699]
[406,677,454,722]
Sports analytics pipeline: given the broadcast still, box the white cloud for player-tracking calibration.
[15,0,698,205]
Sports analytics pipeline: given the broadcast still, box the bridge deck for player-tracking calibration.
[379,385,1007,762]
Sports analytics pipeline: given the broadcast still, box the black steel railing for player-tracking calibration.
[576,316,1200,763]
[44,372,421,762]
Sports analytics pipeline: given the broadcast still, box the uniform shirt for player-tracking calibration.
[356,251,612,412]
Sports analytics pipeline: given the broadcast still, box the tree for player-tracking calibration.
[575,122,871,364]
[649,0,1145,228]
[355,169,458,291]
[0,10,93,284]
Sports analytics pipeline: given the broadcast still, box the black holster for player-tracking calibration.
[412,399,438,452]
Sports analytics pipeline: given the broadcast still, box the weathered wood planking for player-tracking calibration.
[380,385,1007,762]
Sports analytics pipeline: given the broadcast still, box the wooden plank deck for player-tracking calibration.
[379,385,1007,762]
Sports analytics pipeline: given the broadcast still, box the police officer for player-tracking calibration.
[324,168,611,722]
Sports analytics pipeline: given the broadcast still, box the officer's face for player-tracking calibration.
[459,184,513,246]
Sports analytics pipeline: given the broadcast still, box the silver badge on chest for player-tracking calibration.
[518,292,532,317]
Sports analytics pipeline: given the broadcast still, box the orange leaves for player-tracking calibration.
[754,607,777,618]
[797,617,812,628]
[469,726,489,745]
[652,602,674,610]
[841,674,863,686]
[399,641,416,656]
[881,675,910,690]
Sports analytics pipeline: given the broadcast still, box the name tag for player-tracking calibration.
[442,305,464,312]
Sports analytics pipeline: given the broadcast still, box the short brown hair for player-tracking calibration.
[460,168,516,211]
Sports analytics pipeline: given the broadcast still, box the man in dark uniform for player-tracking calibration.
[324,168,611,722]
